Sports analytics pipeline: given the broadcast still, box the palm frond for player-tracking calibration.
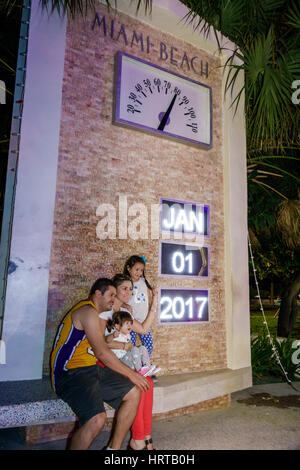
[256,170,282,178]
[286,2,300,29]
[248,227,261,248]
[253,162,300,183]
[251,179,288,199]
[248,155,300,161]
[38,0,97,17]
[36,0,152,18]
[0,56,15,73]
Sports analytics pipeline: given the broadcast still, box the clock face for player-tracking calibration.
[114,52,212,148]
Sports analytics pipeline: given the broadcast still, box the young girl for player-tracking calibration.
[105,311,160,376]
[123,255,155,359]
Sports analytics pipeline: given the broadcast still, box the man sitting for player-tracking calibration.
[50,277,149,450]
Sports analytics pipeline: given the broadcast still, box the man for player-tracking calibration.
[50,278,150,450]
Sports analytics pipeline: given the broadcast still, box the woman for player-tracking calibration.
[99,273,157,450]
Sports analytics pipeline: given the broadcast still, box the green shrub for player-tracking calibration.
[251,332,300,382]
[251,332,277,379]
[271,336,300,381]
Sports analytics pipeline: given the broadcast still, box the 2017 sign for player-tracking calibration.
[159,241,209,278]
[159,288,209,324]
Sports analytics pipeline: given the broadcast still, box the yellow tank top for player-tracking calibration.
[50,300,97,391]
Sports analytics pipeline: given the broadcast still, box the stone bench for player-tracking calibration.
[0,376,115,444]
[0,367,251,444]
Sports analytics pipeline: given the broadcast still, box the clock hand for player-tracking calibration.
[157,93,177,131]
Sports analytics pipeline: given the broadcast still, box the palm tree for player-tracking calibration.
[182,0,300,151]
[180,0,300,336]
[275,197,300,336]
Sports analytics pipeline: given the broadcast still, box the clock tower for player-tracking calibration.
[0,0,251,419]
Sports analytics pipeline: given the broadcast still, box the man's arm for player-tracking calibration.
[79,307,149,391]
[105,331,118,343]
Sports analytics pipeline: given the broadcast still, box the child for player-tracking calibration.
[106,310,160,377]
[123,255,155,359]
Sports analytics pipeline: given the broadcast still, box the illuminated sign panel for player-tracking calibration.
[159,288,209,324]
[160,198,209,237]
[159,241,209,278]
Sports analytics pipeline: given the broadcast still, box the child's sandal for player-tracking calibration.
[145,438,155,450]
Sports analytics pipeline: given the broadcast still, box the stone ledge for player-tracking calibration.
[153,367,252,414]
[0,367,252,429]
[0,400,114,429]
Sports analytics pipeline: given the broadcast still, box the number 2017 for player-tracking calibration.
[160,295,207,321]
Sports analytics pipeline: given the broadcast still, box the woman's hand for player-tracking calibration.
[124,342,132,351]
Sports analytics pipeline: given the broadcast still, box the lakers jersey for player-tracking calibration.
[50,300,97,392]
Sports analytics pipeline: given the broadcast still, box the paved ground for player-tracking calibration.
[1,381,300,451]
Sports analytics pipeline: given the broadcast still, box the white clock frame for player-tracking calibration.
[114,51,212,148]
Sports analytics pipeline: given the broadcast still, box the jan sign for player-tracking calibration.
[160,198,209,237]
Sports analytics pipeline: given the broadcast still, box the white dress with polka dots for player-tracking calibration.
[128,278,149,323]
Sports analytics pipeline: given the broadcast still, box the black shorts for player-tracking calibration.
[55,365,134,427]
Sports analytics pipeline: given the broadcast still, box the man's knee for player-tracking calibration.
[123,385,141,403]
[86,412,106,437]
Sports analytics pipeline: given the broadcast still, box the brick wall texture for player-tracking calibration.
[43,4,226,376]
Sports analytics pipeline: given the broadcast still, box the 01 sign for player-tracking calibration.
[159,288,209,324]
[160,241,208,277]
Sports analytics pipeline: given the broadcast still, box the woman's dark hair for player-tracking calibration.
[112,273,133,289]
[123,255,152,290]
[89,277,115,297]
[107,310,133,332]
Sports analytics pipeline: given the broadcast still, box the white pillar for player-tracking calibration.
[0,1,67,380]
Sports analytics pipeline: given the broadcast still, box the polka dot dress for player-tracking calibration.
[130,330,153,356]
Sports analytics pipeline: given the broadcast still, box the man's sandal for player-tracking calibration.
[145,438,155,450]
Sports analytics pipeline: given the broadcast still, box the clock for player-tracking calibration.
[114,52,212,148]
